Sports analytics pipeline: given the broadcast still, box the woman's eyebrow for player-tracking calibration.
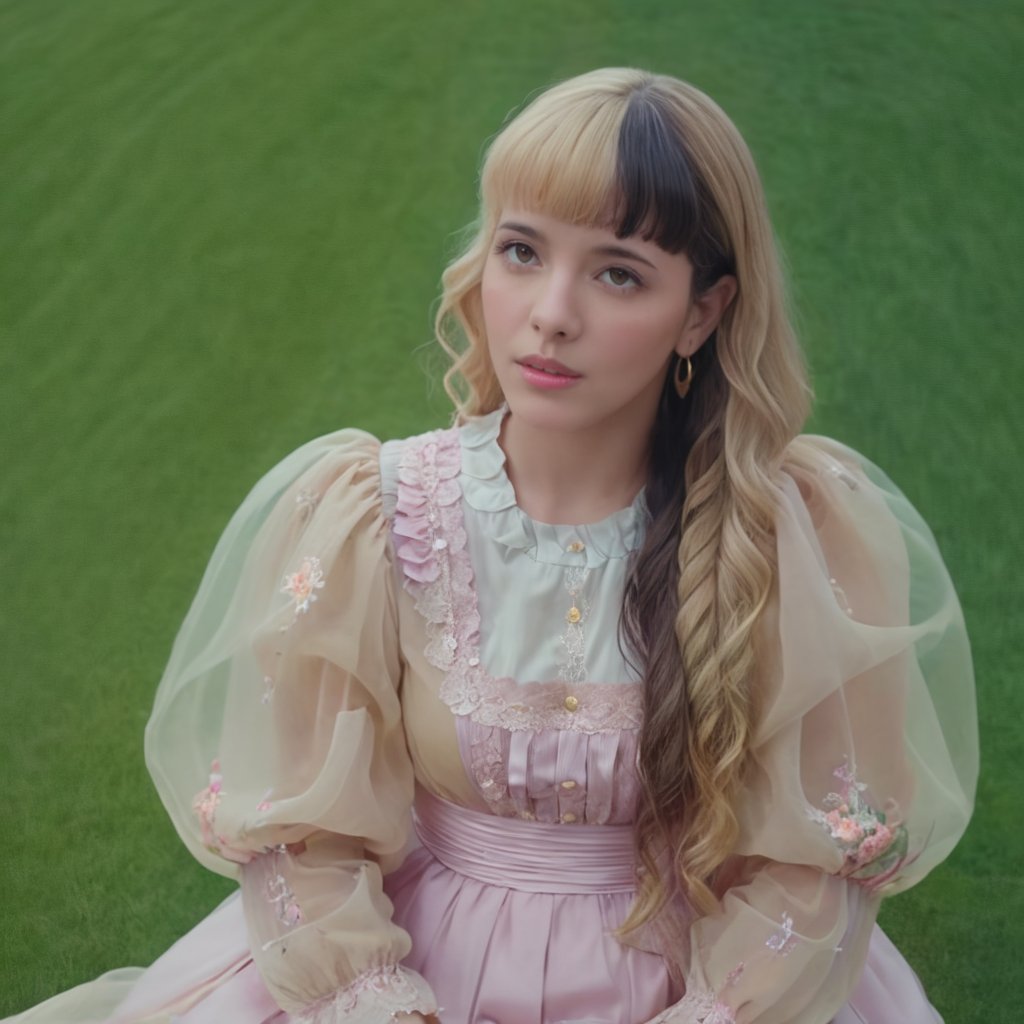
[593,244,657,270]
[497,220,545,240]
[496,221,658,270]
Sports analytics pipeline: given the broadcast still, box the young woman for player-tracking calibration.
[9,67,976,1024]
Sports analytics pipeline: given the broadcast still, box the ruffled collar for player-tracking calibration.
[458,405,648,567]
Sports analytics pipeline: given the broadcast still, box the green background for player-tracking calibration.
[2,1,1019,1019]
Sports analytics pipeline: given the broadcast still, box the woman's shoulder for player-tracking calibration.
[253,419,456,521]
[775,432,931,547]
[780,432,890,502]
[762,431,966,723]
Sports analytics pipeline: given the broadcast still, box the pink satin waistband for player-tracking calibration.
[412,787,638,894]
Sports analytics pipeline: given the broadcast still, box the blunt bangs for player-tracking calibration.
[481,93,624,229]
[481,82,707,260]
[614,90,703,256]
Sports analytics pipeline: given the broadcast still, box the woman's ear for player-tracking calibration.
[675,274,738,357]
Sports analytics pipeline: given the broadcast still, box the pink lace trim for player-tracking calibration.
[648,990,737,1024]
[392,427,643,734]
[468,727,518,816]
[296,963,437,1022]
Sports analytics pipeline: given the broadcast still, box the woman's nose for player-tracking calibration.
[530,270,582,341]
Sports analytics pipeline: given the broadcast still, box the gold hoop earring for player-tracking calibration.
[673,355,694,399]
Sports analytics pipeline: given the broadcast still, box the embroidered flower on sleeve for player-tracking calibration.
[280,556,325,617]
[265,845,303,928]
[294,488,321,522]
[191,759,252,865]
[808,761,910,890]
[765,912,797,956]
[192,761,254,864]
[193,759,224,851]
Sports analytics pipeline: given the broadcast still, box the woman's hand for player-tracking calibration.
[392,1014,440,1024]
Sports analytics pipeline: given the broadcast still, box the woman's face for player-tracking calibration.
[480,208,719,439]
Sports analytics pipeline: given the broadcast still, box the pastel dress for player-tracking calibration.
[6,406,977,1024]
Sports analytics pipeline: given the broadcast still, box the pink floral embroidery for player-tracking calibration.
[724,962,745,987]
[765,912,797,956]
[191,760,252,864]
[192,759,223,852]
[296,963,436,1023]
[265,845,302,927]
[280,555,325,616]
[393,428,644,734]
[808,761,911,890]
[649,989,736,1023]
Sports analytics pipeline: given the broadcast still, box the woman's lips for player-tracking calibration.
[518,355,581,377]
[517,359,583,390]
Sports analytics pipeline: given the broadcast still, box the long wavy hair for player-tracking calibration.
[434,68,813,933]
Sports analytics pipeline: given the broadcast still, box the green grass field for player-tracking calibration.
[2,1,1020,1019]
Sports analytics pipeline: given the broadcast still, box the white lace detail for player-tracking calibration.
[559,564,591,684]
[294,963,437,1023]
[647,989,737,1024]
[393,428,643,734]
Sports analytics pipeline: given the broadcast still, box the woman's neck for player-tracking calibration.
[497,408,651,525]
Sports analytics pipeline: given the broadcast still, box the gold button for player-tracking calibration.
[566,606,581,624]
[560,780,577,790]
[562,812,577,823]
[563,695,579,712]
[567,540,585,553]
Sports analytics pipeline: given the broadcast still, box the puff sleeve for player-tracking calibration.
[646,435,978,1024]
[144,431,438,1022]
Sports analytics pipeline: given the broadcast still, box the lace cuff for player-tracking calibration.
[645,989,737,1024]
[293,964,438,1024]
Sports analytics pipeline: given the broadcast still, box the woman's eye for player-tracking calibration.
[601,266,640,289]
[497,241,537,266]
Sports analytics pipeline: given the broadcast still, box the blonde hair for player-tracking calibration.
[435,68,813,936]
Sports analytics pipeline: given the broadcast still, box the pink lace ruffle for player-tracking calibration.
[294,963,438,1023]
[394,428,478,671]
[647,989,737,1024]
[392,427,643,734]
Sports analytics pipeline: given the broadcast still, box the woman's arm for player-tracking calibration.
[642,435,976,1023]
[147,431,440,1022]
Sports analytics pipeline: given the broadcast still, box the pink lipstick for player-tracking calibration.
[516,356,582,391]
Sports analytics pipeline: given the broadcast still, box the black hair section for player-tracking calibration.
[614,87,733,292]
[616,85,730,677]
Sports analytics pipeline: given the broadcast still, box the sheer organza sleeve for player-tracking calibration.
[144,431,438,1023]
[645,435,978,1024]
